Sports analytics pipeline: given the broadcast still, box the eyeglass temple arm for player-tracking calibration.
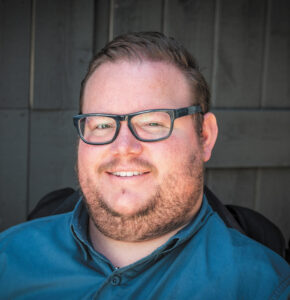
[175,106,203,118]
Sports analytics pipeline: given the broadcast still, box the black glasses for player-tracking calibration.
[73,105,202,145]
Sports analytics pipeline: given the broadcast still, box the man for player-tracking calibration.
[0,32,289,299]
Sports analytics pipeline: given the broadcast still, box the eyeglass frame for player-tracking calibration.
[73,105,203,145]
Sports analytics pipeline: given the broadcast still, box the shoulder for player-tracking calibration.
[0,212,82,295]
[203,212,290,297]
[207,211,288,267]
[227,225,290,299]
[0,212,73,251]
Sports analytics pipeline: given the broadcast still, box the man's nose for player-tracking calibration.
[110,122,143,156]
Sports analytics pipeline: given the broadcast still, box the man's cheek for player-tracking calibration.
[78,144,98,165]
[158,138,186,161]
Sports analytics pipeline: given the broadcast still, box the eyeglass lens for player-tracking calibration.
[79,111,172,144]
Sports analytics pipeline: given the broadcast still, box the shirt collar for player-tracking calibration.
[70,198,93,260]
[150,194,213,254]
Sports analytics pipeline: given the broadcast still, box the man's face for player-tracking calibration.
[78,60,205,242]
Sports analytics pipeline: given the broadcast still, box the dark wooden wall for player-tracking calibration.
[0,0,289,241]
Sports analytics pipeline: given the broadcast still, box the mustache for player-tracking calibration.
[98,158,156,173]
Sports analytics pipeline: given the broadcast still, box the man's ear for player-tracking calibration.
[201,112,218,162]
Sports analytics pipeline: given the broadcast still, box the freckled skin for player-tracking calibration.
[78,60,206,242]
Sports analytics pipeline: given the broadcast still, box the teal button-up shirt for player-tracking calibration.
[0,196,289,299]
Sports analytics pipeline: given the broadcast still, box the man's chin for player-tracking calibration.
[91,195,156,219]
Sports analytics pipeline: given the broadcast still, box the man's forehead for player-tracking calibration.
[82,60,193,114]
[86,59,183,84]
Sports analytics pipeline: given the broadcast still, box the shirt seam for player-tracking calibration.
[269,275,290,300]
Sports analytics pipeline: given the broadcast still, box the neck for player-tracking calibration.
[89,219,185,268]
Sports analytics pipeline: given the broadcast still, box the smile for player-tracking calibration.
[111,171,145,177]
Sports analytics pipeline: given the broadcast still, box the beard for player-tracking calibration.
[78,153,204,242]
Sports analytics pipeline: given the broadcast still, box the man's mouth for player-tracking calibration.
[110,171,147,177]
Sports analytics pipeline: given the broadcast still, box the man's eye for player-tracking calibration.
[148,122,161,126]
[96,124,112,129]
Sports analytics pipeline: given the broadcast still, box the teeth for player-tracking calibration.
[112,171,143,177]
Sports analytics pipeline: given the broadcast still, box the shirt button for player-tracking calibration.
[111,275,121,286]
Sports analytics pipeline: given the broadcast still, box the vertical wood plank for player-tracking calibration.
[29,111,78,211]
[263,0,290,107]
[0,0,31,108]
[164,0,215,85]
[94,0,111,53]
[206,168,256,208]
[214,0,266,107]
[33,0,94,110]
[255,168,290,241]
[113,0,163,36]
[0,110,28,231]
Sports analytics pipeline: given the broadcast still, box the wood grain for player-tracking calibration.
[113,0,163,36]
[208,110,290,167]
[263,0,290,108]
[33,0,94,109]
[213,0,266,108]
[0,110,28,231]
[29,110,78,211]
[0,0,31,108]
[164,0,215,85]
[206,168,256,208]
